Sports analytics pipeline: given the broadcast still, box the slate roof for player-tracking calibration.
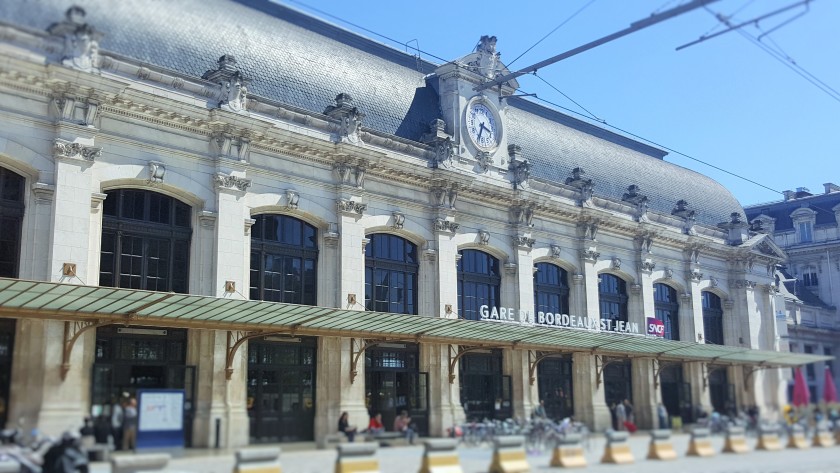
[778,268,834,310]
[0,0,745,226]
[745,192,840,232]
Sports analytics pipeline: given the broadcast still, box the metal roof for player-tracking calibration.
[0,278,828,367]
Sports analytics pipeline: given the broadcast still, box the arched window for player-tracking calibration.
[100,189,191,293]
[0,167,25,278]
[598,274,627,327]
[534,262,569,318]
[457,249,500,321]
[702,292,724,345]
[364,234,418,314]
[654,283,680,341]
[249,214,317,305]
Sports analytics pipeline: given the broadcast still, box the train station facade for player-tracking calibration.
[0,0,828,448]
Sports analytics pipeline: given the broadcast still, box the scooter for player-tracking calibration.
[41,432,88,473]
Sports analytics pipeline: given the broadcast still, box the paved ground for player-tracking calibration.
[90,432,840,473]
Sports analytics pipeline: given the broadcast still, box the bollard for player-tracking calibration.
[835,421,840,444]
[235,447,282,473]
[489,435,529,473]
[646,429,677,461]
[550,433,587,468]
[418,438,462,473]
[686,427,715,457]
[811,422,835,448]
[786,424,809,450]
[722,426,750,454]
[755,424,783,451]
[601,430,634,465]
[111,453,171,473]
[0,460,20,473]
[335,443,380,473]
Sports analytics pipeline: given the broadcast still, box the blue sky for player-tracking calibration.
[280,0,839,208]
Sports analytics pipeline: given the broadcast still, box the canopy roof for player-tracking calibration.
[0,278,828,367]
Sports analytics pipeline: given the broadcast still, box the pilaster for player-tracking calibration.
[504,349,536,421]
[572,353,610,431]
[422,344,464,437]
[315,337,368,446]
[212,171,251,297]
[686,361,712,416]
[630,358,657,429]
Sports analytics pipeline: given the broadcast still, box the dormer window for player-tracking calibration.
[802,267,818,287]
[798,221,813,243]
[790,206,817,244]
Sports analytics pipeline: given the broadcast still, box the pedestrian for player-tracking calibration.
[623,399,635,424]
[532,400,547,420]
[110,395,124,450]
[393,410,416,444]
[122,397,138,451]
[615,401,627,431]
[657,403,669,429]
[337,411,357,442]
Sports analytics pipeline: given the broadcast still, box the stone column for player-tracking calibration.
[423,344,463,436]
[211,175,251,297]
[580,250,600,321]
[630,358,657,429]
[686,362,712,416]
[572,352,610,430]
[315,336,368,445]
[505,239,537,419]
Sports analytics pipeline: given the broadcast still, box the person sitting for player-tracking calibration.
[338,411,357,442]
[393,410,416,444]
[532,400,547,420]
[368,412,385,435]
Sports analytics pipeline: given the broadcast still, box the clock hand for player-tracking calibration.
[477,124,484,139]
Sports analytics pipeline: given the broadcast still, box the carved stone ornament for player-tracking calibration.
[709,276,719,287]
[550,244,562,259]
[285,190,300,210]
[664,268,674,279]
[54,139,100,161]
[202,55,250,113]
[508,145,530,189]
[635,233,654,254]
[689,267,703,282]
[213,172,251,192]
[611,257,622,270]
[733,279,757,290]
[469,35,502,79]
[476,151,492,172]
[336,199,367,215]
[392,212,405,230]
[478,230,491,245]
[433,218,459,234]
[578,218,599,241]
[512,235,535,249]
[672,200,697,235]
[334,162,366,189]
[766,262,775,277]
[622,185,649,222]
[566,167,594,206]
[324,223,340,247]
[639,259,656,273]
[432,137,456,169]
[47,6,103,73]
[210,131,250,163]
[510,204,534,227]
[582,247,600,262]
[148,161,165,184]
[430,185,457,209]
[324,93,364,145]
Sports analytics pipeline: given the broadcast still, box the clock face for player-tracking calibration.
[466,102,499,150]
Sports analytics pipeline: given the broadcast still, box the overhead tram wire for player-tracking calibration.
[284,0,787,197]
[532,72,603,123]
[507,0,599,68]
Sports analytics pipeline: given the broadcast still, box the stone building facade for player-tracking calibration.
[745,186,840,403]
[0,0,825,447]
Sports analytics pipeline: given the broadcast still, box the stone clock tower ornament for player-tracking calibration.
[429,36,519,175]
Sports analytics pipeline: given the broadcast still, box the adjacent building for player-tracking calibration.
[745,185,840,403]
[0,0,827,447]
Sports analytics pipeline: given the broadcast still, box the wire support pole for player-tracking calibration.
[475,0,719,92]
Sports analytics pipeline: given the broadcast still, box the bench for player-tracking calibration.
[365,432,409,446]
[321,433,348,449]
[111,453,171,473]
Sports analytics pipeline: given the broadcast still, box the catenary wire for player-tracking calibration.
[507,0,599,68]
[533,72,603,122]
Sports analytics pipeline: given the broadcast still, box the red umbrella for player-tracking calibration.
[823,368,838,404]
[792,367,810,407]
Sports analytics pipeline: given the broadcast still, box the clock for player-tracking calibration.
[466,100,500,151]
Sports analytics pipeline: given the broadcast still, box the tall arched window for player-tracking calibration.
[100,189,191,293]
[702,292,724,345]
[0,167,25,278]
[249,214,317,305]
[364,234,418,314]
[654,283,680,341]
[534,262,569,318]
[598,274,627,327]
[457,249,500,321]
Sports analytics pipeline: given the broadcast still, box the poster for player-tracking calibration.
[646,317,665,337]
[139,391,184,431]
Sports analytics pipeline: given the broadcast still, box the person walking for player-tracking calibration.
[110,395,124,450]
[657,403,669,429]
[122,397,138,451]
[615,401,627,431]
[623,399,635,424]
[532,400,547,420]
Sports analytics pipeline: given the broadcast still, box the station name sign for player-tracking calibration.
[478,305,641,334]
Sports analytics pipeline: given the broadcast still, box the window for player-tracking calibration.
[364,234,418,314]
[249,214,317,305]
[798,222,813,243]
[654,283,680,341]
[825,347,834,372]
[598,274,627,326]
[803,271,819,287]
[0,167,24,278]
[100,190,191,293]
[702,292,724,345]
[804,345,816,380]
[534,263,569,320]
[457,250,500,321]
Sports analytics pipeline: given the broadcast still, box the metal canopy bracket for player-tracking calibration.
[448,345,486,384]
[225,330,288,380]
[61,320,112,381]
[349,338,390,384]
[528,350,566,386]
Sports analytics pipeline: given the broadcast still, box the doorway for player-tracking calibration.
[247,337,316,443]
[659,364,693,423]
[0,319,14,428]
[365,344,428,436]
[708,368,735,415]
[92,326,195,446]
[459,350,511,421]
[537,356,574,421]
